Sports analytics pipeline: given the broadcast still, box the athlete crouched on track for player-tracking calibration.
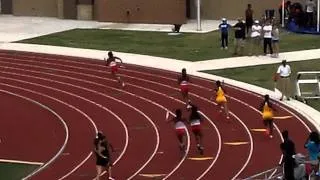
[105,51,125,87]
[259,95,276,138]
[94,132,115,180]
[189,105,204,155]
[166,109,187,154]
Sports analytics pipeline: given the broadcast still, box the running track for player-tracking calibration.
[0,50,315,180]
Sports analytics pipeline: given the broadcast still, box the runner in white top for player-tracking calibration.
[166,109,187,153]
[105,51,125,87]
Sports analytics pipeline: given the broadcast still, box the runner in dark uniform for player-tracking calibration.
[94,132,114,180]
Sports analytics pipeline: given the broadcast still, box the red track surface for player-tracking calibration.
[0,50,315,180]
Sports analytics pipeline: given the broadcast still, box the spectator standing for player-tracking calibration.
[233,18,246,56]
[280,130,296,180]
[245,4,254,34]
[262,19,273,56]
[249,20,262,56]
[218,18,232,50]
[305,0,316,28]
[304,132,320,173]
[279,1,292,25]
[271,24,280,58]
[276,60,291,101]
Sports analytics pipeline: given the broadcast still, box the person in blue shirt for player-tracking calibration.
[304,131,320,173]
[218,18,232,50]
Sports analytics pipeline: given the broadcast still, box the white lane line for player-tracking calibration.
[0,65,220,179]
[0,88,69,180]
[0,52,312,177]
[0,64,235,179]
[0,77,128,180]
[0,159,44,165]
[0,74,159,180]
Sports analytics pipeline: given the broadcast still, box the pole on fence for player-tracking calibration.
[196,0,202,31]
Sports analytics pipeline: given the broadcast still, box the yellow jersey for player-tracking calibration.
[216,87,225,97]
[262,102,273,119]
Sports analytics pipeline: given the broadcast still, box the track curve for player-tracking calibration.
[0,50,315,180]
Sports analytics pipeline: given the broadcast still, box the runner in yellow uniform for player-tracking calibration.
[211,80,230,119]
[260,94,276,138]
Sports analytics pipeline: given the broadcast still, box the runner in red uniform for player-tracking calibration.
[188,105,204,155]
[105,51,125,87]
[178,68,191,109]
[166,109,187,154]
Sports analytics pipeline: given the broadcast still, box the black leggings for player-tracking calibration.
[263,119,273,135]
[221,33,228,48]
[264,38,273,54]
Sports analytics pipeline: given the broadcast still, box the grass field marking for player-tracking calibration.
[0,159,43,165]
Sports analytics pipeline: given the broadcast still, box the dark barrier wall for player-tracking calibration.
[63,0,77,19]
[94,0,186,24]
[1,0,13,14]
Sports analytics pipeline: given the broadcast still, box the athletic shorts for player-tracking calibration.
[180,85,189,94]
[176,128,186,138]
[216,96,227,104]
[111,65,118,73]
[191,124,201,135]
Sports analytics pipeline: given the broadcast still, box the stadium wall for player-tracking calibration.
[94,0,187,24]
[8,0,306,23]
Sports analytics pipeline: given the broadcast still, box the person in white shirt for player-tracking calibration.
[262,19,273,56]
[306,0,316,27]
[249,20,262,56]
[276,60,291,100]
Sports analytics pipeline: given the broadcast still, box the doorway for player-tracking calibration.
[1,0,12,14]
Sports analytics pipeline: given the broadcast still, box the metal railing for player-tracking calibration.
[243,166,283,180]
[295,71,320,103]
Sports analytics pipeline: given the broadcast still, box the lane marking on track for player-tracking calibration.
[250,128,267,132]
[1,52,308,179]
[0,88,69,180]
[139,174,166,177]
[273,116,292,120]
[224,142,249,146]
[0,159,44,165]
[188,157,214,161]
[0,62,222,180]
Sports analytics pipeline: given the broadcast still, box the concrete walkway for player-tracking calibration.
[0,15,234,42]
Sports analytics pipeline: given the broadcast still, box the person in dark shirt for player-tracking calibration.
[94,132,115,180]
[233,18,246,56]
[279,130,296,180]
[245,4,254,34]
[218,18,232,50]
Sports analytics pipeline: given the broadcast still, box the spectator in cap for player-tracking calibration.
[218,18,232,50]
[249,20,262,56]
